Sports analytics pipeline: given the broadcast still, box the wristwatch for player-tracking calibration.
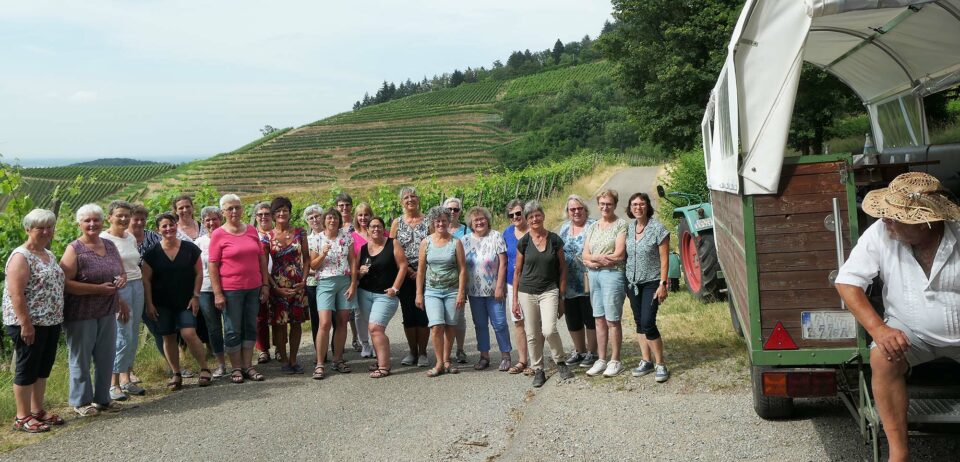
[660,280,669,287]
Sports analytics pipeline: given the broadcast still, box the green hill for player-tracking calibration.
[165,61,614,196]
[6,164,176,209]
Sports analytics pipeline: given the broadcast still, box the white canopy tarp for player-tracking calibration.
[705,0,960,194]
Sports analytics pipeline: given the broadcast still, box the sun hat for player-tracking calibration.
[862,172,960,224]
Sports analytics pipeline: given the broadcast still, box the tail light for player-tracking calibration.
[762,370,837,397]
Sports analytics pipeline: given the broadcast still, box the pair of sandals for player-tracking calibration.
[230,367,264,384]
[427,362,460,377]
[168,369,213,390]
[13,410,64,433]
[508,362,533,375]
[367,363,391,378]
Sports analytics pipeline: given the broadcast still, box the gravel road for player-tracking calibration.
[8,310,958,461]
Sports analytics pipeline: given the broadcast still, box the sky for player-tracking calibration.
[0,1,613,166]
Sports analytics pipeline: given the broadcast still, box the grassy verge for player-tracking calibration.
[600,288,748,393]
[0,328,188,451]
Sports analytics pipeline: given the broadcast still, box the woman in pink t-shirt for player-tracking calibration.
[208,194,270,384]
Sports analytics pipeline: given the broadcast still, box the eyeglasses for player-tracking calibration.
[508,211,522,218]
[307,215,322,220]
[598,202,615,208]
[336,203,352,208]
[568,207,585,213]
[446,207,460,213]
[256,213,271,218]
[224,205,242,212]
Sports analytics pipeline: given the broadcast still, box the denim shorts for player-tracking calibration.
[424,288,462,327]
[155,306,198,336]
[588,269,626,321]
[359,288,400,327]
[316,275,357,311]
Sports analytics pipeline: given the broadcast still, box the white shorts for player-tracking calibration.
[872,316,960,366]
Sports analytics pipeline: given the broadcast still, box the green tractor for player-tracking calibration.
[657,185,725,301]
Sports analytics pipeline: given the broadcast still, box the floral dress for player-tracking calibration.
[264,227,309,324]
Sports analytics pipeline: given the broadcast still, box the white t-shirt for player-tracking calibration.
[836,220,960,347]
[100,231,143,281]
[195,234,213,293]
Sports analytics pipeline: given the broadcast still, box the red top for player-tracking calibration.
[208,225,264,291]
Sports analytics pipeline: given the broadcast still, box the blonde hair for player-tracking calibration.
[596,189,620,205]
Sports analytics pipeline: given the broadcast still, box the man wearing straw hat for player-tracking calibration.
[836,172,960,461]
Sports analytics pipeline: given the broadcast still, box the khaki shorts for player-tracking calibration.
[872,316,960,366]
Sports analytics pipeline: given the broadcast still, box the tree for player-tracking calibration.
[599,0,741,151]
[789,65,861,154]
[260,125,278,136]
[450,69,465,87]
[551,39,565,65]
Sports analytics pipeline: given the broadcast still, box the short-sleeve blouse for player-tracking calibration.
[2,248,64,326]
[312,230,353,279]
[625,218,670,289]
[143,241,202,310]
[558,218,596,298]
[462,230,507,297]
[208,225,264,291]
[194,234,214,292]
[585,218,628,271]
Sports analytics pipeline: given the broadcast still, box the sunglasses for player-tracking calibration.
[568,207,585,213]
[447,207,460,213]
[508,211,522,218]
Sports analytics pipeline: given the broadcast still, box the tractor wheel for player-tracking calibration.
[678,219,723,301]
[728,296,744,338]
[751,365,795,420]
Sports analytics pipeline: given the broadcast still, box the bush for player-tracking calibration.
[658,149,707,229]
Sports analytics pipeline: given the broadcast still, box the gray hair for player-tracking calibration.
[335,192,353,205]
[199,206,222,221]
[523,200,545,219]
[565,194,589,216]
[505,198,524,215]
[219,194,241,209]
[75,203,104,223]
[303,204,323,221]
[466,206,492,231]
[443,197,462,209]
[426,206,451,224]
[107,200,133,217]
[22,208,57,231]
[398,186,418,201]
[251,201,271,221]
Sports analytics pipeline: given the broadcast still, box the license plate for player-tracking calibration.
[801,311,856,340]
[694,217,713,230]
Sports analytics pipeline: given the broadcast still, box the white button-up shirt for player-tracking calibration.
[836,220,960,347]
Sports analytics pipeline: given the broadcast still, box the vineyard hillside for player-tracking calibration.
[4,164,177,209]
[163,61,614,196]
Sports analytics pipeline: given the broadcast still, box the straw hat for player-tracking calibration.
[862,172,960,224]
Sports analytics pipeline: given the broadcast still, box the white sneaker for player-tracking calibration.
[602,360,623,377]
[360,344,373,358]
[585,359,608,377]
[417,355,430,367]
[400,354,417,366]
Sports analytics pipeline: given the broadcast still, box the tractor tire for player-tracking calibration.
[751,365,795,420]
[678,219,724,301]
[728,296,744,338]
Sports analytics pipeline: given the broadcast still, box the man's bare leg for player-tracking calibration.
[870,348,910,462]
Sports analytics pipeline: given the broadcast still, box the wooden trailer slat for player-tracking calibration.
[755,231,850,254]
[754,192,849,216]
[778,172,847,196]
[759,289,843,309]
[755,212,850,235]
[758,250,850,272]
[760,269,835,291]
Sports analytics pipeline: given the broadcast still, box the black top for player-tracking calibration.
[359,238,400,293]
[143,240,201,311]
[516,232,564,294]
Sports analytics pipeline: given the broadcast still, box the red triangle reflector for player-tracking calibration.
[764,321,799,350]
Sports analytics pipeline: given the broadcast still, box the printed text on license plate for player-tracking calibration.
[801,311,856,340]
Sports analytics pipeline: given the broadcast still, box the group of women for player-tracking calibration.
[2,186,672,433]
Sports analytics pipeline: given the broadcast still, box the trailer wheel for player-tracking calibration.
[678,219,723,301]
[751,365,794,420]
[728,297,744,338]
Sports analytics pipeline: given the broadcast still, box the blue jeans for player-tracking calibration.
[64,313,117,407]
[588,269,626,321]
[468,295,512,354]
[222,288,260,353]
[114,280,144,373]
[198,292,225,355]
